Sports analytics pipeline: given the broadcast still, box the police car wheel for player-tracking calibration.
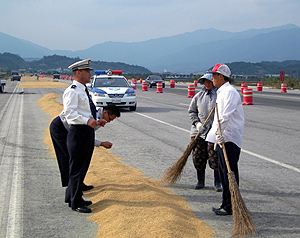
[129,104,137,111]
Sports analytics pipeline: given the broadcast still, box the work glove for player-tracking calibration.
[214,143,217,151]
[216,135,225,148]
[196,123,204,133]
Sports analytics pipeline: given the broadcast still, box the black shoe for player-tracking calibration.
[212,207,221,212]
[68,200,92,207]
[213,208,232,215]
[214,184,222,192]
[82,184,94,191]
[72,205,92,213]
[194,181,204,189]
[84,200,93,206]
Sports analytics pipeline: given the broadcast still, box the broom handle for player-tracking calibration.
[215,103,232,173]
[194,104,216,140]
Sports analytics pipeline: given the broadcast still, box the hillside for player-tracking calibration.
[0,52,30,70]
[228,61,300,77]
[75,24,300,73]
[0,53,151,74]
[1,52,300,79]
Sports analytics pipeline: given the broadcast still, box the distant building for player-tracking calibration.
[265,74,281,77]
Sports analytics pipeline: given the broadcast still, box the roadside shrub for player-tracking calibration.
[262,77,300,89]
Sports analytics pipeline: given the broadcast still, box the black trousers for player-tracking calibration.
[217,142,240,213]
[65,125,94,209]
[49,116,69,187]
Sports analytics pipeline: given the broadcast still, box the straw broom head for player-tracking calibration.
[159,138,197,186]
[158,105,216,186]
[228,172,256,237]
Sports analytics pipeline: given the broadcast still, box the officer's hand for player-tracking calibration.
[196,122,204,133]
[216,135,225,148]
[97,119,107,127]
[87,119,98,128]
[100,141,113,149]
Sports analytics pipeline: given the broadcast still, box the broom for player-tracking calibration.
[215,103,256,237]
[159,105,216,186]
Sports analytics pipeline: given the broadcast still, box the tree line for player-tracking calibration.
[0,53,151,74]
[227,61,300,78]
[1,52,300,82]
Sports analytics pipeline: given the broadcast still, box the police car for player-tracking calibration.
[87,70,137,111]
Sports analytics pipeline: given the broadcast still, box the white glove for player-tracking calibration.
[196,122,204,133]
[214,143,217,151]
[216,135,225,148]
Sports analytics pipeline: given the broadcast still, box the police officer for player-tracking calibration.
[61,59,104,213]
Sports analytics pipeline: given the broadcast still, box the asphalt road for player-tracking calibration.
[0,80,97,238]
[0,79,300,237]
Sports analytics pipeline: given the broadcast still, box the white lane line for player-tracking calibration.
[241,149,300,173]
[0,83,24,237]
[134,112,300,173]
[0,85,18,123]
[6,91,24,238]
[135,112,190,133]
[0,85,20,234]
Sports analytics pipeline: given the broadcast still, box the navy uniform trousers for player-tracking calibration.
[50,116,69,187]
[65,124,94,209]
[217,142,240,213]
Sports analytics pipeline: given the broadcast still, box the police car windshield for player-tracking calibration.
[94,77,129,87]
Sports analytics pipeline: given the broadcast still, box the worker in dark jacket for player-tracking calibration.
[188,73,221,192]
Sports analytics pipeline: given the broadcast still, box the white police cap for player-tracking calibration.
[68,59,93,71]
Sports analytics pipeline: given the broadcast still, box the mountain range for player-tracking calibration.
[1,24,299,73]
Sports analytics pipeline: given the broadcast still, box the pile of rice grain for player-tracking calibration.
[19,76,69,88]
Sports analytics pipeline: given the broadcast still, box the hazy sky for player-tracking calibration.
[1,0,300,51]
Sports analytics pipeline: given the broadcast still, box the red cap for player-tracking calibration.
[207,64,231,77]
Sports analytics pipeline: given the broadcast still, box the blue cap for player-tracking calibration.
[198,73,213,84]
